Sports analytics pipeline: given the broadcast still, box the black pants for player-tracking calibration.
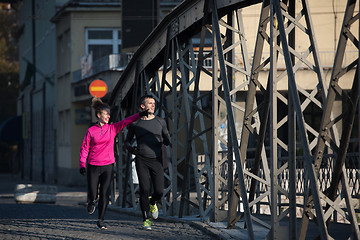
[87,163,113,220]
[135,155,164,221]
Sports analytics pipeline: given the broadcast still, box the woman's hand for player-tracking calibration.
[80,167,86,175]
[139,109,149,117]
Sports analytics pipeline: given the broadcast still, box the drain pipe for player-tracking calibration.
[30,0,36,180]
[42,81,46,182]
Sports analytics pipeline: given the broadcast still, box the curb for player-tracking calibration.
[108,206,235,239]
[14,184,57,204]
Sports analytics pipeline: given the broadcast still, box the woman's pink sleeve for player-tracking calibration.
[79,131,91,168]
[112,113,141,134]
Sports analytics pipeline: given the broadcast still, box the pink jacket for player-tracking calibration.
[79,113,141,168]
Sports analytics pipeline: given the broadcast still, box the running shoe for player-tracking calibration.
[149,197,158,219]
[143,219,152,231]
[87,201,96,214]
[97,220,108,230]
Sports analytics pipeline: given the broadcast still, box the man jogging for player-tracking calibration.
[124,95,171,230]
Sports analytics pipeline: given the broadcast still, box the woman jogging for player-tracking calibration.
[79,97,148,229]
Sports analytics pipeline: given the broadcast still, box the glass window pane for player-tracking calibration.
[88,45,113,61]
[118,30,121,39]
[88,30,113,39]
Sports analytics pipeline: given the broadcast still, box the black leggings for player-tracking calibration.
[87,163,113,220]
[135,155,164,221]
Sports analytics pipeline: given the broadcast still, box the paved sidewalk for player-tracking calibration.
[0,173,220,240]
[1,173,260,240]
[1,173,353,240]
[0,173,268,239]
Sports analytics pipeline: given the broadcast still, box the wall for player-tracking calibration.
[55,7,122,185]
[17,0,59,183]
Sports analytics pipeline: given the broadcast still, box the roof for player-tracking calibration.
[51,0,121,23]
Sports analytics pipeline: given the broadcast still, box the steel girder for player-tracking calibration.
[108,0,360,239]
[271,1,329,238]
[210,2,255,239]
[227,0,359,239]
[299,0,360,239]
[226,0,330,237]
[176,38,214,221]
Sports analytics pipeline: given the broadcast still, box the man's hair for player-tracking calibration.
[91,97,110,117]
[139,94,155,106]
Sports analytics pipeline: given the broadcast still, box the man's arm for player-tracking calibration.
[124,123,135,143]
[160,118,171,147]
[123,124,139,155]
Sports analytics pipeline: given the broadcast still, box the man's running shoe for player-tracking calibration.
[149,197,158,219]
[87,201,96,214]
[97,220,108,230]
[143,219,152,231]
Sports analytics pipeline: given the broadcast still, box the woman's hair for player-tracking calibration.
[91,97,110,118]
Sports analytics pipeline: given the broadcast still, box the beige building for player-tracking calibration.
[51,2,122,185]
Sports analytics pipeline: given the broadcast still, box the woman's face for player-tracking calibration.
[97,108,110,125]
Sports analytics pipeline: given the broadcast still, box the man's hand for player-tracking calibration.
[124,142,140,155]
[129,146,140,155]
[80,167,86,175]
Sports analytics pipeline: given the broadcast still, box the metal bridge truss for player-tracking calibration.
[109,0,360,239]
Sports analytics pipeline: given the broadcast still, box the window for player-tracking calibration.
[59,110,70,145]
[85,28,121,61]
[57,30,70,75]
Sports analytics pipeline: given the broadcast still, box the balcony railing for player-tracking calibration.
[73,53,133,83]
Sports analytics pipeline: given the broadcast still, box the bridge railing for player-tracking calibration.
[213,151,360,223]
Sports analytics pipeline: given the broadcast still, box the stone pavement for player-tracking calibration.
[0,173,233,240]
[0,174,354,240]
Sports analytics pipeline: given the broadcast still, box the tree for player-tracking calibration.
[0,3,19,124]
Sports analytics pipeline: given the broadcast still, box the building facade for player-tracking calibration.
[17,0,67,183]
[17,0,182,185]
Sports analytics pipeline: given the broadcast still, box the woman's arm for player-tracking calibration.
[112,113,141,133]
[79,131,91,168]
[112,109,149,133]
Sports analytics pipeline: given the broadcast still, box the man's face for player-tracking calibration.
[141,97,155,114]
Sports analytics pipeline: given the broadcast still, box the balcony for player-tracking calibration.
[73,53,133,83]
